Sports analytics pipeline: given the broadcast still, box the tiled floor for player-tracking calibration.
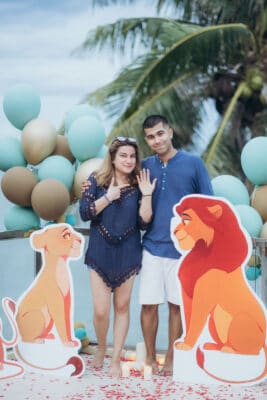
[1,353,267,400]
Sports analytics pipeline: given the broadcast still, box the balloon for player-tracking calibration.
[4,205,40,231]
[3,84,41,130]
[74,327,87,340]
[67,116,105,162]
[74,158,103,198]
[247,254,261,267]
[37,155,75,191]
[31,179,70,221]
[52,135,75,163]
[245,266,261,281]
[21,118,57,165]
[64,104,101,132]
[241,137,267,185]
[260,221,267,238]
[211,175,249,205]
[1,166,37,206]
[251,185,267,222]
[95,144,108,159]
[65,214,76,226]
[0,136,27,171]
[235,204,263,237]
[74,322,85,329]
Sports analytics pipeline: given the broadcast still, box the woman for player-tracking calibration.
[79,137,156,378]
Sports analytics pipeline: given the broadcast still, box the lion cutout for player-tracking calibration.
[13,223,85,377]
[172,195,267,385]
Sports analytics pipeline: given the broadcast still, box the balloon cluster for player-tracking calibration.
[74,322,90,352]
[211,136,267,281]
[0,84,107,231]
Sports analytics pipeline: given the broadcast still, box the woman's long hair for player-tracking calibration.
[95,138,141,188]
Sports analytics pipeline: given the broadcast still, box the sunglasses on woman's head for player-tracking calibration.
[114,136,137,144]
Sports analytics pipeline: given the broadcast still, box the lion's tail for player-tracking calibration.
[196,346,267,384]
[1,297,18,347]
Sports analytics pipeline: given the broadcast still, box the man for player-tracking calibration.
[139,115,213,376]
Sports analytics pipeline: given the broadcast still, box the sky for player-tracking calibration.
[0,0,158,136]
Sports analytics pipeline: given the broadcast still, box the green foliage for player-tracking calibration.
[77,0,267,176]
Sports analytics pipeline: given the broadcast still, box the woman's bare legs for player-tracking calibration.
[89,269,112,368]
[109,274,135,378]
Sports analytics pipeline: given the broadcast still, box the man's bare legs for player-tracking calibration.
[109,275,135,378]
[160,302,182,376]
[90,270,111,368]
[141,304,159,374]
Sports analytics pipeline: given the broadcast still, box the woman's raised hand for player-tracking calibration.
[106,177,129,201]
[137,169,156,196]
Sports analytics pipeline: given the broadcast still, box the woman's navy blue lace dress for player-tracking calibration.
[79,175,148,290]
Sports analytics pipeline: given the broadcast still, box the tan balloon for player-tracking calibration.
[52,135,75,163]
[74,158,103,199]
[22,118,57,165]
[260,221,267,238]
[1,166,37,206]
[247,254,261,266]
[251,185,267,222]
[31,178,70,221]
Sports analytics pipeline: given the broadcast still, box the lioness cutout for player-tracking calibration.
[14,223,85,376]
[172,195,267,384]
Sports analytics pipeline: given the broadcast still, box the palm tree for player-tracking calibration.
[77,0,267,178]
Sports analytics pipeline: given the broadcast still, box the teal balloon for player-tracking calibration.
[245,266,261,281]
[37,155,74,190]
[211,175,249,205]
[3,84,41,130]
[95,144,108,159]
[241,137,267,185]
[4,205,40,231]
[74,327,87,340]
[0,136,27,171]
[65,214,76,226]
[68,116,106,162]
[235,204,263,237]
[64,104,101,133]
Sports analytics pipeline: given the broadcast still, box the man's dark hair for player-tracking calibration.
[142,115,169,130]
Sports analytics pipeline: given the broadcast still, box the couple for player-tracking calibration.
[79,114,213,378]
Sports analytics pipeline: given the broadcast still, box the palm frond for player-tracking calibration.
[75,17,202,57]
[121,23,254,117]
[204,82,246,165]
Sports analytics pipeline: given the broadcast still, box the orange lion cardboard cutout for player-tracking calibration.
[172,195,267,385]
[7,223,85,377]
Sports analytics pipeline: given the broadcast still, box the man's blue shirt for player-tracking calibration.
[142,150,213,259]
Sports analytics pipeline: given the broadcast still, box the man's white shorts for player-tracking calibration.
[139,249,181,305]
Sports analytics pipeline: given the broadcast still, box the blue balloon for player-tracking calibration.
[74,327,87,340]
[64,104,101,133]
[235,204,263,237]
[241,137,267,185]
[245,266,261,281]
[0,136,27,171]
[95,144,108,159]
[65,214,76,226]
[37,155,75,191]
[68,116,106,161]
[211,175,249,205]
[3,84,41,130]
[4,205,40,231]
